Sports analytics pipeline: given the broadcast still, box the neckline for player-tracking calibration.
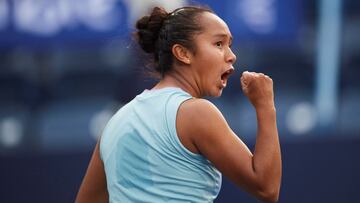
[144,87,183,93]
[137,87,188,99]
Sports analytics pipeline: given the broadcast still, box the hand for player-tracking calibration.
[240,71,274,109]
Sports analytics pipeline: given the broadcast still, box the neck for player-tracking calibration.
[153,68,201,98]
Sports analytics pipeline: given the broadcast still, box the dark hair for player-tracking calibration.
[135,6,213,77]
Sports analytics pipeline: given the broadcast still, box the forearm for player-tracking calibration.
[252,105,282,193]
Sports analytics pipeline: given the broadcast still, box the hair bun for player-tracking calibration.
[135,7,168,53]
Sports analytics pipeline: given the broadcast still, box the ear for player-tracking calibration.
[171,44,191,65]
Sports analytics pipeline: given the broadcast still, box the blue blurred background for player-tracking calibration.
[0,0,359,202]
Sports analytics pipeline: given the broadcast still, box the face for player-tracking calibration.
[189,12,237,97]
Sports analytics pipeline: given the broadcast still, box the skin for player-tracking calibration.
[75,141,108,203]
[76,11,282,203]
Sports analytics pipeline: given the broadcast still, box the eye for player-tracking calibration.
[215,41,223,48]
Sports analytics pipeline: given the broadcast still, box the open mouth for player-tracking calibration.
[220,68,235,87]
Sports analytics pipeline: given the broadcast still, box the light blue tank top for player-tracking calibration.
[100,87,222,203]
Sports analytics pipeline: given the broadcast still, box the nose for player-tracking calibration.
[226,48,237,64]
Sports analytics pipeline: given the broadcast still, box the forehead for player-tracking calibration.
[196,12,232,38]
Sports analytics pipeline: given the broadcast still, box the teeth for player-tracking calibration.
[222,70,230,77]
[221,68,234,81]
[224,68,234,75]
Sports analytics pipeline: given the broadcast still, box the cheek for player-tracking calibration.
[197,57,221,83]
[194,46,222,80]
[198,50,221,69]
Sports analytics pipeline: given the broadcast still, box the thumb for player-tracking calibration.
[241,71,253,86]
[241,71,253,93]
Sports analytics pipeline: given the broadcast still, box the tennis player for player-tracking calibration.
[76,6,281,203]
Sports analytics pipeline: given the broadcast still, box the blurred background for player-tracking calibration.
[0,0,359,202]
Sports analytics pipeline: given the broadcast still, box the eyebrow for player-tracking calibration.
[212,33,233,42]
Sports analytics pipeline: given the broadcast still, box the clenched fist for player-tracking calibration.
[241,71,275,109]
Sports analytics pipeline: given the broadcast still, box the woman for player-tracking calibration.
[76,6,281,203]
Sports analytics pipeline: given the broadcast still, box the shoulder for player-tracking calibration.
[176,98,231,154]
[177,98,230,139]
[180,98,222,116]
[180,98,224,119]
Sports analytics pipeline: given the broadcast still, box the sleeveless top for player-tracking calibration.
[100,87,222,202]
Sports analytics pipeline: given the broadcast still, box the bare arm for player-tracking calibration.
[177,72,281,203]
[252,105,281,202]
[75,141,108,203]
[243,71,281,202]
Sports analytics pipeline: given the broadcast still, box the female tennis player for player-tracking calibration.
[76,6,281,203]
